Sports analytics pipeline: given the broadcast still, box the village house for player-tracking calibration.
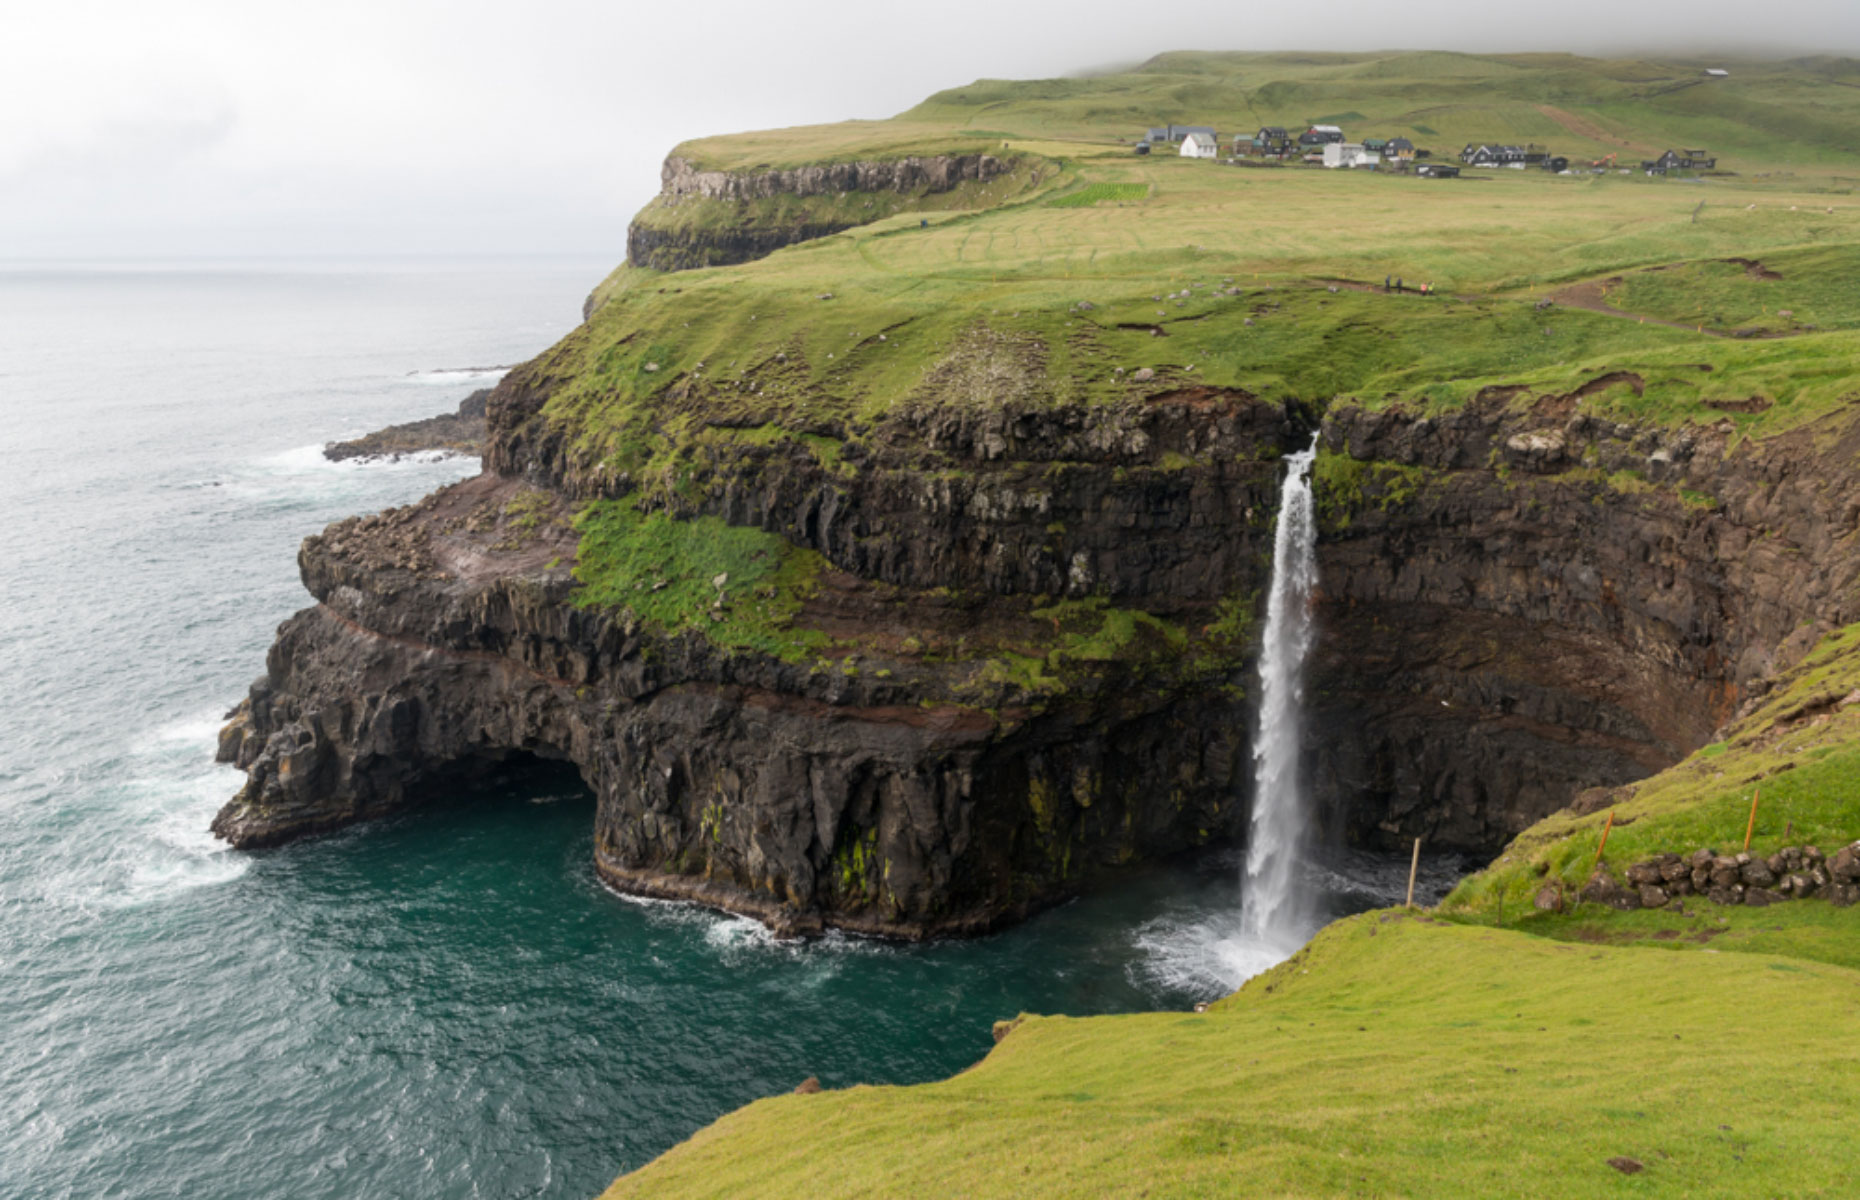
[1642,148,1717,174]
[1461,143,1527,168]
[1384,137,1416,161]
[1298,124,1346,147]
[1180,131,1220,159]
[1250,125,1293,155]
[1322,142,1379,169]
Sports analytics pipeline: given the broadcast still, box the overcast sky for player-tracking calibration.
[4,0,1857,259]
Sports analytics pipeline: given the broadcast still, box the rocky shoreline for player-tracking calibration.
[322,388,490,462]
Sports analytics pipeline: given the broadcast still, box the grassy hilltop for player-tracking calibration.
[568,51,1860,1197]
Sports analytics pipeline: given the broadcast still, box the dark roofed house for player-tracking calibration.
[1643,148,1715,175]
[1171,125,1216,143]
[1299,124,1345,146]
[1385,137,1416,161]
[1461,143,1526,168]
[1147,126,1171,143]
[1253,125,1292,154]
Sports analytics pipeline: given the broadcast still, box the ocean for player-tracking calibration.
[0,259,1459,1199]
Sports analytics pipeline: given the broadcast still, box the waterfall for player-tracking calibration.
[1240,433,1321,949]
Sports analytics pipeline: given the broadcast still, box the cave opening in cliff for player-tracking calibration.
[403,750,595,818]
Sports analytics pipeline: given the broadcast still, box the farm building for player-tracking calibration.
[1180,132,1219,159]
[1299,124,1346,147]
[1322,142,1379,169]
[1541,155,1571,173]
[1143,124,1216,144]
[1704,67,1730,77]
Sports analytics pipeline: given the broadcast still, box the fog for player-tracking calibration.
[4,0,1856,259]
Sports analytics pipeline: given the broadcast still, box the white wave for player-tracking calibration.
[256,443,478,474]
[404,366,509,386]
[68,712,253,910]
[1130,908,1305,1000]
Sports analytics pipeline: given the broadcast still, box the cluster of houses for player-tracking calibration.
[1137,123,1717,179]
[1138,123,1437,171]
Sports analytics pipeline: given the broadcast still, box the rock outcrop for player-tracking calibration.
[323,389,491,462]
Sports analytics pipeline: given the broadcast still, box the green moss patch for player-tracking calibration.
[571,500,830,660]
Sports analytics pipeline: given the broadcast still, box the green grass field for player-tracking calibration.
[603,914,1860,1199]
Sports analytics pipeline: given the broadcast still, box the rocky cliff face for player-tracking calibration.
[626,153,1013,272]
[656,154,1009,202]
[215,356,1860,937]
[1309,393,1860,850]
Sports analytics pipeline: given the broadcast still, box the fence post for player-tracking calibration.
[1405,837,1422,908]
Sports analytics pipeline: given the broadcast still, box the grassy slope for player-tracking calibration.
[1442,625,1860,965]
[603,914,1860,1199]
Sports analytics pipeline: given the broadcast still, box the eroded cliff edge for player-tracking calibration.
[213,329,1860,937]
[625,152,1032,273]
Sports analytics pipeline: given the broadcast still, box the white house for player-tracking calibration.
[1180,132,1219,159]
[1322,142,1379,169]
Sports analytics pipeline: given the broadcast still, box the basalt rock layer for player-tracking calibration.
[626,153,1014,272]
[323,388,490,462]
[217,345,1860,936]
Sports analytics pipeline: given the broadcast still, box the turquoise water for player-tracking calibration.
[0,261,1463,1199]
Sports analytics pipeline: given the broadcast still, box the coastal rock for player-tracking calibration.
[323,389,490,462]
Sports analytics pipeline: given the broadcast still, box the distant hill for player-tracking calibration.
[675,51,1860,174]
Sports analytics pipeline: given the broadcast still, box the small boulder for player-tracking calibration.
[1580,870,1640,911]
[1626,861,1664,887]
[1743,887,1783,907]
[1532,885,1564,913]
[1706,884,1745,906]
[1637,885,1670,909]
[1739,860,1776,888]
[1827,883,1859,908]
[1132,367,1156,382]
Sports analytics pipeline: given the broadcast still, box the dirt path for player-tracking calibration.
[1534,104,1654,155]
[1542,278,1801,339]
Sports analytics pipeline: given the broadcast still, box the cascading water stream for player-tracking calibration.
[1240,433,1321,952]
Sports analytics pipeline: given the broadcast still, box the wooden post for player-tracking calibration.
[1593,810,1616,865]
[1744,786,1761,852]
[1405,837,1422,908]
